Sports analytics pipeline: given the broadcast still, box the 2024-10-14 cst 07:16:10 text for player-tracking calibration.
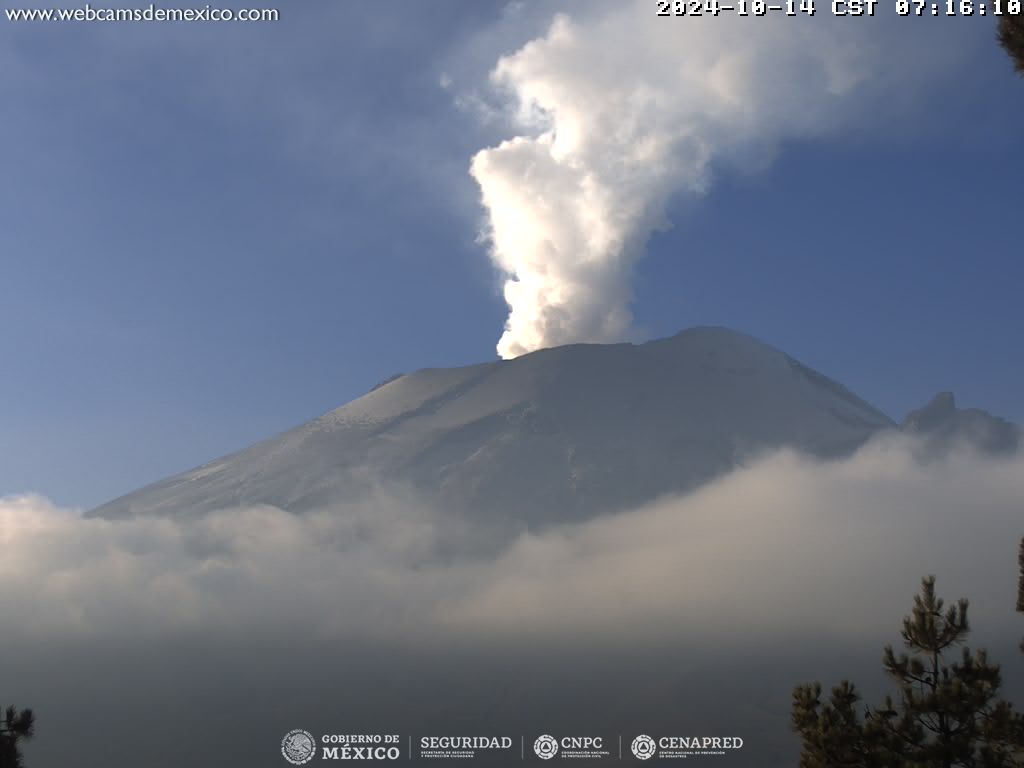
[656,0,1021,15]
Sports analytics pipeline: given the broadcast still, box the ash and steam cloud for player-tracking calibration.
[469,3,973,358]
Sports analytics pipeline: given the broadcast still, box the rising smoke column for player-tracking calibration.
[470,3,891,359]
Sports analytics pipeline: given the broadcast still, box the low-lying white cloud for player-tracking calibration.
[2,436,1021,649]
[442,438,1024,646]
[3,437,1022,767]
[0,492,450,641]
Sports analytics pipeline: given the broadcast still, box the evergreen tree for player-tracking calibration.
[1017,537,1023,653]
[792,680,889,767]
[0,706,35,768]
[995,3,1024,75]
[793,576,1024,767]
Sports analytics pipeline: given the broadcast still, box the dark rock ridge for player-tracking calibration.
[902,391,1020,455]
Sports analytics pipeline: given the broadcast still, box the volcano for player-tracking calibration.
[91,327,896,523]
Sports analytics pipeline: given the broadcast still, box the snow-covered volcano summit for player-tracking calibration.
[91,327,895,523]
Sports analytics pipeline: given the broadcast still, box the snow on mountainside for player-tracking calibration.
[90,327,896,524]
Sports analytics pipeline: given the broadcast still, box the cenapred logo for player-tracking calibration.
[281,729,317,765]
[631,734,656,761]
[534,734,559,760]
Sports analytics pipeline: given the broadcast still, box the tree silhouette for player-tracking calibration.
[1017,537,1023,653]
[793,576,1024,767]
[0,706,35,768]
[995,2,1024,75]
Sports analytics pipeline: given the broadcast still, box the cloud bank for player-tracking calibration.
[469,3,979,358]
[3,438,1023,645]
[2,437,1022,766]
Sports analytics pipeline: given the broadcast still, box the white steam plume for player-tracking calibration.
[470,3,965,358]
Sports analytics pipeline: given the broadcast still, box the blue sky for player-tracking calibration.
[3,1,1022,508]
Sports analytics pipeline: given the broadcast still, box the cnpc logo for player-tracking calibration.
[534,734,605,759]
[534,735,558,760]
